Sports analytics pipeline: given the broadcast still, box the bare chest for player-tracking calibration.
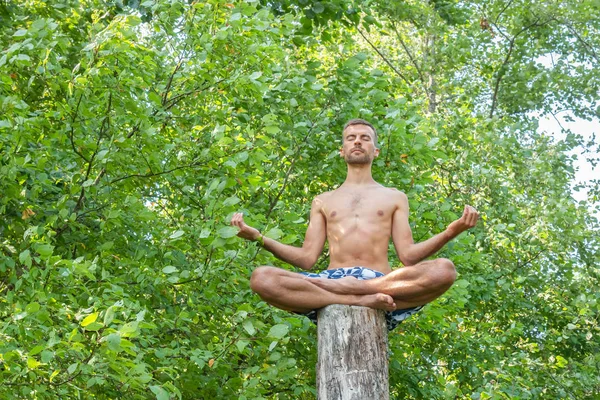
[322,192,397,222]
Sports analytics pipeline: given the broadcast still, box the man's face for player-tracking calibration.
[340,124,379,165]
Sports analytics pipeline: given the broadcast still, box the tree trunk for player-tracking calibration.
[316,304,389,400]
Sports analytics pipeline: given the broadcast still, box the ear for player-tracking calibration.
[339,147,344,157]
[374,147,380,158]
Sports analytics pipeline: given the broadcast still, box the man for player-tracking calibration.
[231,119,478,330]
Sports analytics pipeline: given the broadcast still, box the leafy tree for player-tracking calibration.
[1,0,598,398]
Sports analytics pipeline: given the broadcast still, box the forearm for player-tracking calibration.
[259,235,314,270]
[403,229,455,266]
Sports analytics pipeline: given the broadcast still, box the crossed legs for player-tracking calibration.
[250,258,457,313]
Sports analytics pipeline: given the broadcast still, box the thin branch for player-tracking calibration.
[69,93,89,163]
[355,25,415,90]
[493,0,515,25]
[265,114,326,220]
[162,59,184,106]
[164,77,229,111]
[174,251,237,286]
[390,21,427,88]
[489,37,517,118]
[489,17,555,118]
[550,111,566,132]
[108,146,248,185]
[109,162,204,185]
[563,22,600,63]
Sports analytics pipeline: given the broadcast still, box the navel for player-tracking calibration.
[377,210,384,216]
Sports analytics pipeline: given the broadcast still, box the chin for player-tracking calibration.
[345,155,372,165]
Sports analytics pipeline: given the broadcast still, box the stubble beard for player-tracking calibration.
[345,152,372,165]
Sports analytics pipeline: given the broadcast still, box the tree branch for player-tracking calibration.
[563,22,600,63]
[162,59,184,106]
[493,0,515,25]
[69,93,89,163]
[489,17,555,118]
[355,26,415,90]
[108,146,248,185]
[390,21,427,89]
[74,91,112,213]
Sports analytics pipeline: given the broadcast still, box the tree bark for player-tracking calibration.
[316,305,389,400]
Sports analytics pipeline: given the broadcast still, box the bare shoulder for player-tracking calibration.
[378,187,408,213]
[312,190,334,209]
[380,186,407,202]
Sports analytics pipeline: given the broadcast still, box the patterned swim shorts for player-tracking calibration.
[298,266,424,331]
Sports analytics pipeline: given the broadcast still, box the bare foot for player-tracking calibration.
[307,276,372,295]
[357,293,396,311]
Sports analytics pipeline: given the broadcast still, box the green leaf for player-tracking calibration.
[19,249,32,267]
[29,345,45,356]
[312,3,325,14]
[34,244,54,257]
[243,320,255,336]
[150,385,170,400]
[236,340,250,353]
[81,312,98,327]
[162,265,178,274]
[265,125,280,134]
[120,322,139,337]
[223,196,241,206]
[556,355,569,368]
[41,350,54,363]
[265,228,283,240]
[268,324,289,339]
[268,341,278,351]
[27,358,41,369]
[67,363,78,374]
[105,333,121,351]
[169,230,185,239]
[217,226,238,239]
[25,302,40,313]
[83,322,104,331]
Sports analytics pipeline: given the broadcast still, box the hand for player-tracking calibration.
[446,205,479,237]
[230,212,261,241]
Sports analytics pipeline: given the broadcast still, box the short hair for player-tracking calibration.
[343,119,378,145]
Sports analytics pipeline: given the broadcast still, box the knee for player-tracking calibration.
[433,258,457,288]
[250,266,279,298]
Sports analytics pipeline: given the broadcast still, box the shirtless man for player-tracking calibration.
[231,119,479,330]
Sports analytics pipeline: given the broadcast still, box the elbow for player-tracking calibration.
[401,258,418,267]
[398,245,420,266]
[299,255,318,271]
[400,253,419,267]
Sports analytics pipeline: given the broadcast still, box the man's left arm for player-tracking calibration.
[392,193,479,266]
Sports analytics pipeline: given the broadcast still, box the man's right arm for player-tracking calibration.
[230,197,327,270]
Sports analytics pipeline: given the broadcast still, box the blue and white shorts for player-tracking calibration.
[298,266,424,331]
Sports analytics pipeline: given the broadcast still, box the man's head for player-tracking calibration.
[340,119,379,165]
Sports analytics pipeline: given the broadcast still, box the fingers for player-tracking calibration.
[464,205,479,227]
[230,212,245,228]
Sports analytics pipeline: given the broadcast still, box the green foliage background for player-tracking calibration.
[1,0,599,398]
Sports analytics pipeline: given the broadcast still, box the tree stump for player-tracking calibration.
[316,304,389,400]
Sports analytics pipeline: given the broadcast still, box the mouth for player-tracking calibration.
[351,149,363,153]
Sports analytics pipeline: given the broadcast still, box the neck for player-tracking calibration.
[342,163,376,186]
